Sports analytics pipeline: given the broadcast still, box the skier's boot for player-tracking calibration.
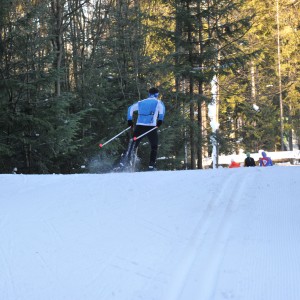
[148,165,157,171]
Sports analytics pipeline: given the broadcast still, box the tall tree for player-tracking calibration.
[0,0,89,173]
[219,0,300,153]
[169,0,253,168]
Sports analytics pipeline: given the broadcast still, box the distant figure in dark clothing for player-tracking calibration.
[244,152,256,167]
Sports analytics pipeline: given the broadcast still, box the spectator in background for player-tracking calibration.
[259,151,273,167]
[229,159,240,168]
[244,152,256,167]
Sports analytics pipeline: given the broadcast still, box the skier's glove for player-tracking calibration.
[157,120,163,127]
[128,120,133,128]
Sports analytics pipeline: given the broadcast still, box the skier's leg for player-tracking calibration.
[130,144,140,171]
[121,126,143,171]
[132,125,143,151]
[119,139,134,167]
[147,129,158,169]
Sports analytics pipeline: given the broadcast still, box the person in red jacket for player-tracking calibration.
[229,159,240,168]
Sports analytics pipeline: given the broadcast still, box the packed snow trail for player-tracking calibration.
[165,167,300,300]
[1,167,300,300]
[165,170,254,300]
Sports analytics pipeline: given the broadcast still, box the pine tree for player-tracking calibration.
[0,0,89,173]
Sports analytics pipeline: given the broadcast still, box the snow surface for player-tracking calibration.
[1,166,300,300]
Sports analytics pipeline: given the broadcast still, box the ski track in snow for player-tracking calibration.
[164,170,255,300]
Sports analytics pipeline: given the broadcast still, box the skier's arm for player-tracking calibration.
[157,101,165,121]
[127,103,138,121]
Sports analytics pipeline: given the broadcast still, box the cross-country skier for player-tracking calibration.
[127,87,165,171]
[259,151,273,167]
[244,152,256,167]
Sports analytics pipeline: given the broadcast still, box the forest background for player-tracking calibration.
[0,0,299,174]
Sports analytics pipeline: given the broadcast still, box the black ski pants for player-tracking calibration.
[133,125,158,167]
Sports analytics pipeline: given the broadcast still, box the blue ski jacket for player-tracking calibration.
[127,96,165,126]
[259,151,273,166]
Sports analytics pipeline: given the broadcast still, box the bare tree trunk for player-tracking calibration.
[189,80,196,169]
[276,0,285,151]
[202,101,208,157]
[251,61,256,103]
[51,0,64,97]
[197,84,203,169]
[196,0,204,169]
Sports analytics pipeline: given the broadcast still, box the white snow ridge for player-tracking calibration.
[1,166,300,300]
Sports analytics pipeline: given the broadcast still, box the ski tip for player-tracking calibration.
[133,137,137,141]
[99,143,103,148]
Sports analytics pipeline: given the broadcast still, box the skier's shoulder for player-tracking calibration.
[143,96,160,101]
[139,97,153,103]
[129,102,139,111]
[157,99,165,110]
[139,97,161,105]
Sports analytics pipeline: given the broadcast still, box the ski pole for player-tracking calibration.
[99,127,131,148]
[133,127,158,141]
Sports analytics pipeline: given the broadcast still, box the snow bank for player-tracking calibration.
[1,166,300,300]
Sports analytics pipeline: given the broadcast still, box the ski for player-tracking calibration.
[112,139,139,173]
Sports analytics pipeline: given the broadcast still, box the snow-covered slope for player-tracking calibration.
[1,166,300,300]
